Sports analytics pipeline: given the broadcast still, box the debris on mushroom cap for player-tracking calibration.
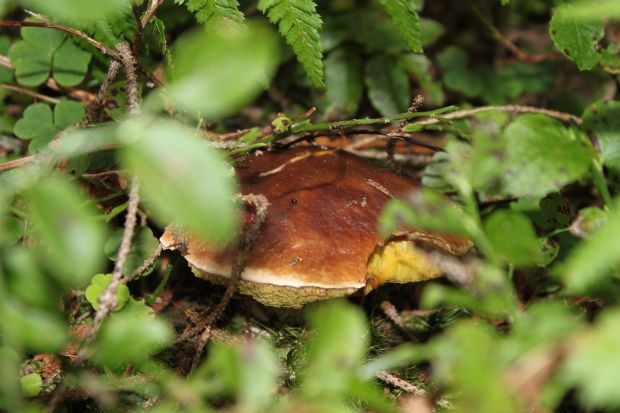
[160,146,472,308]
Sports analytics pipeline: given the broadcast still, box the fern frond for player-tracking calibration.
[258,0,325,89]
[177,0,245,27]
[377,0,422,53]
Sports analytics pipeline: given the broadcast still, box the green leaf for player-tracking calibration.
[303,301,368,397]
[120,119,239,242]
[93,310,174,368]
[52,39,92,87]
[559,199,620,293]
[377,0,422,53]
[2,299,68,352]
[550,0,620,22]
[322,47,363,120]
[85,273,130,311]
[168,21,278,119]
[400,53,445,106]
[365,55,409,116]
[26,175,107,287]
[484,210,542,266]
[14,100,85,153]
[380,189,475,238]
[184,0,245,28]
[0,36,14,83]
[539,193,572,229]
[20,373,43,398]
[570,207,607,239]
[104,227,159,276]
[193,340,279,411]
[258,0,325,89]
[13,103,55,153]
[583,100,620,172]
[437,47,482,98]
[550,5,604,70]
[561,308,620,409]
[54,99,85,129]
[20,0,133,25]
[430,322,521,413]
[502,114,595,198]
[7,26,64,86]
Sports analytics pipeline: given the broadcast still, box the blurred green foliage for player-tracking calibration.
[0,0,620,412]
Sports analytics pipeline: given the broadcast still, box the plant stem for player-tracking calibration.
[591,159,613,210]
[290,106,458,133]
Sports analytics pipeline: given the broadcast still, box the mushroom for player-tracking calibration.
[160,146,471,308]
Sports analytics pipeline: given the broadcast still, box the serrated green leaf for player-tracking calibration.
[484,210,542,266]
[550,5,604,70]
[365,55,409,116]
[52,39,91,87]
[583,100,620,172]
[13,103,55,153]
[26,175,107,287]
[120,119,239,243]
[377,0,422,53]
[169,21,278,119]
[185,0,245,28]
[503,114,595,198]
[259,0,325,88]
[322,47,363,120]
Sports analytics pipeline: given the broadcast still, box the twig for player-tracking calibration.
[0,83,60,104]
[123,244,163,284]
[0,21,162,87]
[0,54,97,103]
[116,43,141,115]
[377,371,425,396]
[414,104,582,126]
[81,61,121,126]
[132,0,166,54]
[0,20,119,59]
[377,372,453,410]
[81,178,140,348]
[190,194,270,373]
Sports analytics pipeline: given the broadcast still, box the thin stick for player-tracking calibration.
[123,244,163,284]
[132,0,166,54]
[415,104,582,126]
[0,20,119,59]
[81,178,140,348]
[0,83,60,104]
[116,43,141,115]
[81,60,121,126]
[190,194,270,373]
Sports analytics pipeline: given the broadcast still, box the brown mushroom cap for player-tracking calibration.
[161,146,471,307]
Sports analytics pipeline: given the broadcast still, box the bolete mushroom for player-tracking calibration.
[160,146,471,308]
